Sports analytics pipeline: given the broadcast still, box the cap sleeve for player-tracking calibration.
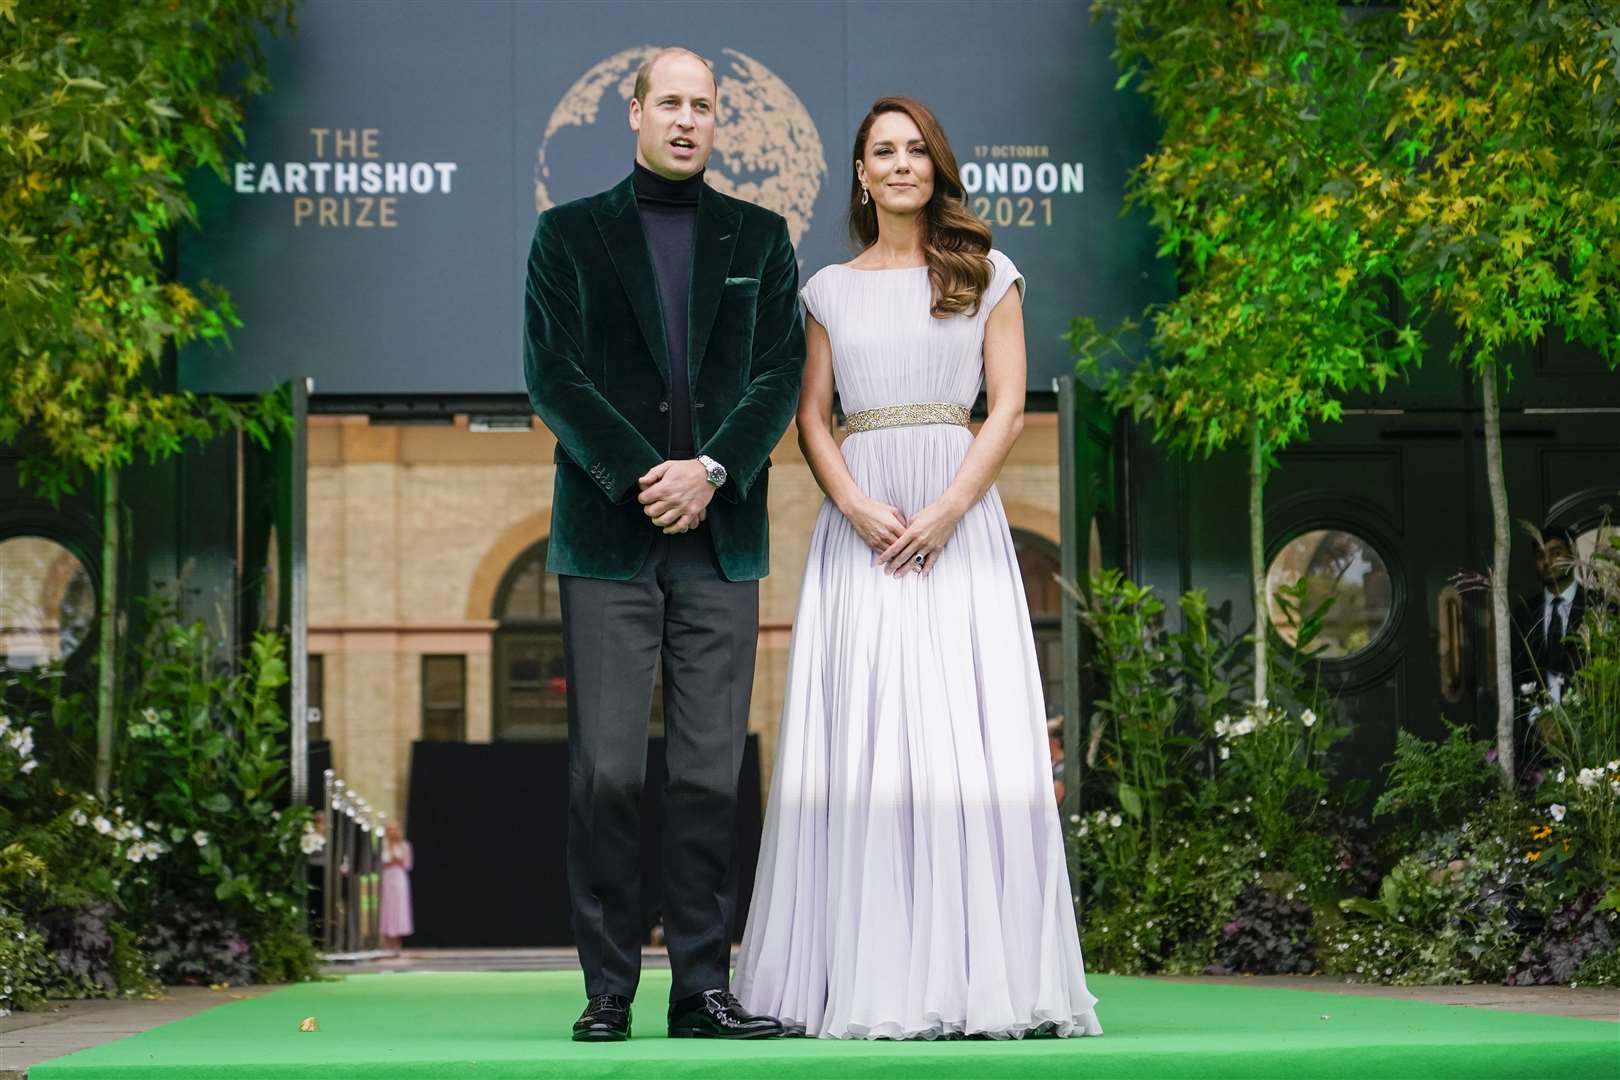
[801,271,829,327]
[981,249,1025,316]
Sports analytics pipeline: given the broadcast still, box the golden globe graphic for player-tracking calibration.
[534,46,824,245]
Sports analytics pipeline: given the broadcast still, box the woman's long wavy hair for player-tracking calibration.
[848,96,993,319]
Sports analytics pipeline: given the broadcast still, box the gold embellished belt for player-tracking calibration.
[843,402,971,434]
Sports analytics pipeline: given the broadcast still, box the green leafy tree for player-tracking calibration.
[1360,0,1620,782]
[0,0,296,795]
[1075,0,1420,699]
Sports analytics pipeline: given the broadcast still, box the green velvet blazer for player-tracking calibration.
[523,174,805,582]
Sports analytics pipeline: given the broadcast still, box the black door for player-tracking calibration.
[1269,416,1472,785]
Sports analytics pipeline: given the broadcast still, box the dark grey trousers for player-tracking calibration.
[558,532,758,1001]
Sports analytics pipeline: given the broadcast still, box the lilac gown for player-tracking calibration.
[732,251,1101,1040]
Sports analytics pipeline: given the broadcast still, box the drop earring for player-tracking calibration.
[860,186,869,206]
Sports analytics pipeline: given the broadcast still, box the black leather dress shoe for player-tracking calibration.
[667,988,783,1039]
[572,993,632,1041]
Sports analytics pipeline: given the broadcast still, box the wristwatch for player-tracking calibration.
[697,454,727,488]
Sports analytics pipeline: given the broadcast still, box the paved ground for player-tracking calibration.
[1,986,275,1080]
[1154,973,1620,1022]
[2,951,1614,1077]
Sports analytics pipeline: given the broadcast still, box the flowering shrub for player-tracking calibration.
[1070,570,1620,985]
[1067,573,1358,974]
[0,604,321,1010]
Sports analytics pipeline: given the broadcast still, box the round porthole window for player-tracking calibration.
[0,536,96,670]
[1266,529,1395,660]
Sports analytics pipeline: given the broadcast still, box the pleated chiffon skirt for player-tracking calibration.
[732,422,1102,1040]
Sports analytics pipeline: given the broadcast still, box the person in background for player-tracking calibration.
[1512,525,1592,771]
[380,820,414,951]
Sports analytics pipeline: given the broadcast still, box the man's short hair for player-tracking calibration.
[633,47,716,104]
[1542,523,1579,551]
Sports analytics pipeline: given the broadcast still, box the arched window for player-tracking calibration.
[491,539,664,740]
[1012,529,1063,708]
[491,540,568,740]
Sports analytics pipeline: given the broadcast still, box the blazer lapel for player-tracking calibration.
[590,175,670,388]
[686,185,743,384]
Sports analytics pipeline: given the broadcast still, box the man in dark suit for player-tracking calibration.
[523,47,803,1041]
[1511,525,1590,767]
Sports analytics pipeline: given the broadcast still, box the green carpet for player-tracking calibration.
[28,970,1619,1080]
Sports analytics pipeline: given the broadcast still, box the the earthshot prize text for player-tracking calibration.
[965,144,1084,229]
[231,128,458,227]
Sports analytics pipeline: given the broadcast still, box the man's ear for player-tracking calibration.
[628,97,642,133]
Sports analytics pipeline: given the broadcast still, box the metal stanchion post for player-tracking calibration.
[322,773,337,952]
[370,812,386,952]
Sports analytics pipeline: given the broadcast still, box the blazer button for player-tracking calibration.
[658,400,670,413]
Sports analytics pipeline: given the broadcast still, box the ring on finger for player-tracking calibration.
[913,553,926,569]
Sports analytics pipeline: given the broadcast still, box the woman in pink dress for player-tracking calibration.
[731,96,1100,1040]
[379,820,414,949]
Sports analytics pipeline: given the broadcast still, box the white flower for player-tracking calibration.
[1219,746,1231,760]
[1068,813,1080,824]
[130,826,143,839]
[1230,717,1256,737]
[1108,813,1123,828]
[141,707,159,724]
[92,816,112,835]
[6,727,33,757]
[1214,717,1231,738]
[300,829,327,855]
[1609,760,1620,772]
[1577,767,1604,789]
[1518,682,1536,695]
[1301,709,1317,728]
[1077,823,1090,837]
[19,760,36,774]
[1550,804,1566,822]
[193,831,210,848]
[70,810,88,827]
[1557,769,1567,783]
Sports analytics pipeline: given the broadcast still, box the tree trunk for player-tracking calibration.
[1481,358,1514,783]
[95,463,119,800]
[1250,425,1268,705]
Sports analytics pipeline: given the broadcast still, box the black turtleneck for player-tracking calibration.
[634,161,702,459]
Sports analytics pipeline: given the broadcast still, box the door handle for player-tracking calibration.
[1437,585,1466,704]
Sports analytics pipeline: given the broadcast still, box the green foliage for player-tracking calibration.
[0,905,53,1015]
[1074,0,1418,466]
[1067,571,1356,973]
[1374,723,1499,840]
[1333,590,1620,986]
[1368,0,1620,377]
[114,603,320,982]
[1068,570,1620,983]
[0,0,296,498]
[0,601,321,1006]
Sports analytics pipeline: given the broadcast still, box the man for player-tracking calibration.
[1511,525,1590,765]
[523,47,803,1041]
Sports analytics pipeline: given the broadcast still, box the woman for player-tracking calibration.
[379,820,414,950]
[732,97,1101,1040]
